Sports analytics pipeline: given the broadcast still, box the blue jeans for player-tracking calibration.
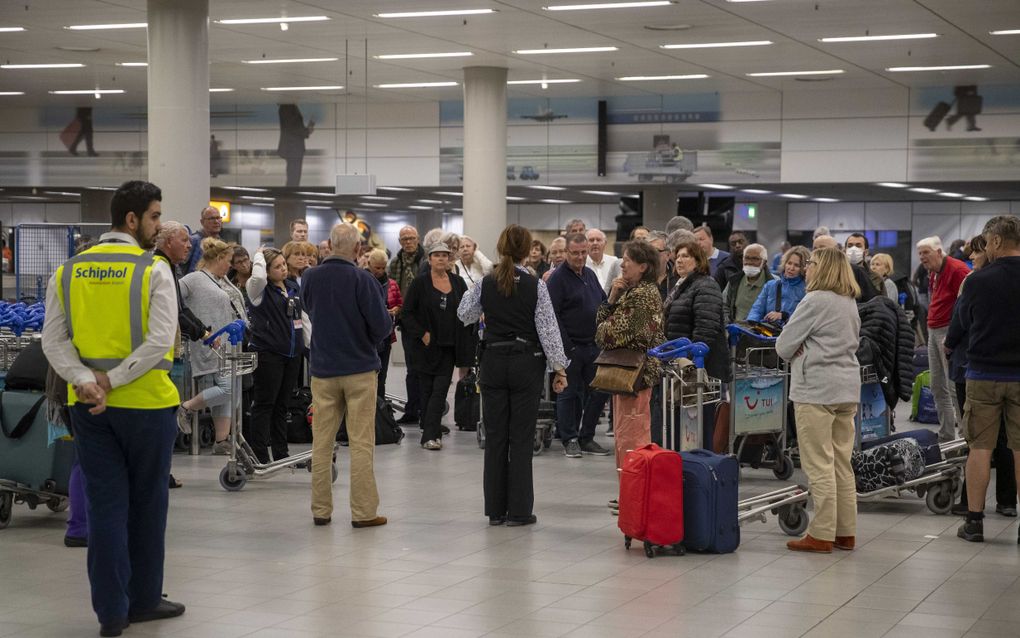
[71,404,177,624]
[556,343,610,443]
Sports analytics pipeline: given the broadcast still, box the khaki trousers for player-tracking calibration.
[310,372,379,521]
[794,402,858,542]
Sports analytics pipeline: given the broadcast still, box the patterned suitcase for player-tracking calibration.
[852,438,925,493]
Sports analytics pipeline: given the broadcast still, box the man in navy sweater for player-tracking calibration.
[302,223,391,528]
[946,215,1020,544]
[547,233,611,458]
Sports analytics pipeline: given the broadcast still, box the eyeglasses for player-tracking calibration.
[202,216,221,222]
[399,236,417,241]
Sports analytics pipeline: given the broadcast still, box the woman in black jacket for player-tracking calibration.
[402,243,475,450]
[664,236,732,445]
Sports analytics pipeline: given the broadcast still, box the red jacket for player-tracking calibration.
[384,276,402,343]
[927,255,969,329]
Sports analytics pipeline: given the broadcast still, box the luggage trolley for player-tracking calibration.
[726,324,794,480]
[648,338,722,451]
[206,321,339,492]
[852,365,968,514]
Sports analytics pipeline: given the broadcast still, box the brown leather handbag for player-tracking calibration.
[590,348,647,395]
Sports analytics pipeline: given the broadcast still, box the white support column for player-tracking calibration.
[147,0,209,222]
[461,66,508,257]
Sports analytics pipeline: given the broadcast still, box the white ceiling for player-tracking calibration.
[0,0,1018,105]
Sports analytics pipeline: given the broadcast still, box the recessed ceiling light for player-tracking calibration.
[44,191,81,196]
[215,16,330,25]
[819,33,937,43]
[887,64,990,72]
[49,89,124,95]
[295,191,331,196]
[529,185,567,191]
[815,197,840,203]
[0,27,26,32]
[544,1,674,11]
[747,69,844,77]
[541,199,573,204]
[241,195,275,201]
[303,199,334,204]
[726,0,771,2]
[507,196,526,201]
[244,57,338,64]
[581,190,621,196]
[65,23,147,30]
[779,193,808,199]
[877,182,909,188]
[116,62,147,67]
[661,40,772,49]
[378,186,412,191]
[209,88,235,92]
[409,205,433,210]
[515,46,618,54]
[222,186,268,192]
[616,74,708,81]
[375,9,497,18]
[696,183,732,189]
[56,46,100,52]
[964,196,989,202]
[374,52,473,59]
[937,192,965,198]
[742,189,771,194]
[418,199,445,204]
[357,202,388,207]
[909,188,938,194]
[990,29,1020,35]
[374,82,458,88]
[507,78,581,84]
[307,206,334,210]
[248,202,274,207]
[644,24,692,31]
[261,85,344,91]
[1,63,85,69]
[362,195,397,200]
[0,91,25,96]
[433,191,463,196]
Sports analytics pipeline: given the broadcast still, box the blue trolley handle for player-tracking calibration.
[646,338,710,368]
[726,323,778,347]
[204,319,247,347]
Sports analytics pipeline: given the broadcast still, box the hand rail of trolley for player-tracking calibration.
[726,322,779,346]
[653,339,721,452]
[204,319,247,347]
[647,338,710,369]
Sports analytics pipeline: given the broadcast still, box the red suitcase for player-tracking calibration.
[618,444,685,557]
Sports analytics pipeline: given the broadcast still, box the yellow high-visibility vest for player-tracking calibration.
[55,243,179,409]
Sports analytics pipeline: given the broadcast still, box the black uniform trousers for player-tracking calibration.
[480,345,546,520]
[71,404,177,625]
[250,350,302,463]
[400,330,422,420]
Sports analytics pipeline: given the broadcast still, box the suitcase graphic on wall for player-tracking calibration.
[924,101,952,131]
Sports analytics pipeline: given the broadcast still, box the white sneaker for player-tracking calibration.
[422,439,442,450]
[212,440,231,455]
[175,406,193,435]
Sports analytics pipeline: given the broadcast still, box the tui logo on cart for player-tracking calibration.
[73,264,129,283]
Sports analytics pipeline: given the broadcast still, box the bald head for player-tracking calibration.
[330,223,361,260]
[813,235,838,250]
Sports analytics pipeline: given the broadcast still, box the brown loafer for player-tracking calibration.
[313,517,331,526]
[834,536,855,550]
[787,534,833,553]
[352,516,387,528]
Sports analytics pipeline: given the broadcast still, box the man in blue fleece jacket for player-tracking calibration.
[946,215,1020,544]
[302,223,391,528]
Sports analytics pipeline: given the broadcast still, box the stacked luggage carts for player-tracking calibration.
[852,364,968,514]
[0,302,72,529]
[208,320,339,492]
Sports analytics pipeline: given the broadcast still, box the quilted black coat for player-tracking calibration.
[857,296,914,408]
[664,273,732,381]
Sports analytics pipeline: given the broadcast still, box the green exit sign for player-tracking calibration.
[747,204,757,219]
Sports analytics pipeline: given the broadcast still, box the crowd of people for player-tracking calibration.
[39,179,1020,635]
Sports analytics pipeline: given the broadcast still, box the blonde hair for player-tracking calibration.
[282,241,317,260]
[782,246,811,272]
[870,252,894,277]
[807,247,861,299]
[197,237,231,270]
[367,248,388,265]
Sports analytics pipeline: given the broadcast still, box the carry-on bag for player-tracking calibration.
[924,101,952,131]
[0,390,73,494]
[338,397,404,445]
[454,371,480,431]
[852,437,924,493]
[912,345,929,379]
[286,386,313,443]
[618,444,684,556]
[5,342,48,391]
[910,371,938,424]
[679,449,740,553]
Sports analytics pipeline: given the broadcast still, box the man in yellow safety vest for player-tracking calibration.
[42,180,185,637]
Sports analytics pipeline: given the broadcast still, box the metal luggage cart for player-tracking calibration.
[726,324,794,480]
[648,338,722,451]
[737,485,811,537]
[207,321,339,492]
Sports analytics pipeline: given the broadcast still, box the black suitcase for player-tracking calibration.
[285,387,313,444]
[924,101,952,131]
[455,372,480,431]
[338,397,405,445]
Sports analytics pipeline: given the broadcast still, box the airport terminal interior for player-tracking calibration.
[2,0,1020,636]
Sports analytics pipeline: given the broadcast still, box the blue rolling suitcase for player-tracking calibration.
[679,449,740,553]
[0,390,74,494]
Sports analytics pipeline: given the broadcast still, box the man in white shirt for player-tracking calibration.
[585,228,620,292]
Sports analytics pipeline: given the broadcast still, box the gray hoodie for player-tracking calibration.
[776,290,860,405]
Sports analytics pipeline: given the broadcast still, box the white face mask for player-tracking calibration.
[846,247,865,265]
[742,265,762,278]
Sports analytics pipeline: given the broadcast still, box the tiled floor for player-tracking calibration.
[1,365,1018,638]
